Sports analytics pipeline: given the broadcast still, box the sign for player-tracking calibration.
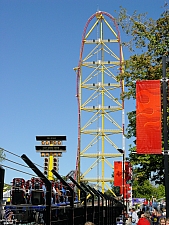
[114,161,122,186]
[36,145,66,152]
[132,198,146,204]
[36,136,66,141]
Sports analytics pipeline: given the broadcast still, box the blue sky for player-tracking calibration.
[0,0,166,184]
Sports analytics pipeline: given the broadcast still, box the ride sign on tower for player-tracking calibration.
[35,135,66,180]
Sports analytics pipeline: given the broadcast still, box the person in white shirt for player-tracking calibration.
[131,208,138,225]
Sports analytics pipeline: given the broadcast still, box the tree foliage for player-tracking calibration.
[132,179,165,200]
[115,5,169,187]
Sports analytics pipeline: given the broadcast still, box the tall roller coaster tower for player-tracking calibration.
[74,11,125,193]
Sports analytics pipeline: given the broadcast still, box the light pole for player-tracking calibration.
[117,149,125,211]
[162,55,169,218]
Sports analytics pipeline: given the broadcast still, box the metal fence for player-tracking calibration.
[0,156,125,225]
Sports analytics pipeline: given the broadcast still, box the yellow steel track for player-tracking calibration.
[75,11,124,194]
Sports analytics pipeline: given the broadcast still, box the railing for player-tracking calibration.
[0,155,125,225]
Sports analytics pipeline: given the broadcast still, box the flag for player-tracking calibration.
[125,162,132,182]
[136,80,162,154]
[114,161,122,186]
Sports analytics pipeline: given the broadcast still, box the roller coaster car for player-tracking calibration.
[30,177,45,205]
[11,178,26,205]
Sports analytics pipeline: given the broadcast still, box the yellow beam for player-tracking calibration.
[48,153,54,180]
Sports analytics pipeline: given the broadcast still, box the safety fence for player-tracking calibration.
[0,155,125,225]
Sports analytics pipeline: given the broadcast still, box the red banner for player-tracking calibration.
[136,80,162,154]
[114,161,122,186]
[120,183,131,199]
[125,162,132,182]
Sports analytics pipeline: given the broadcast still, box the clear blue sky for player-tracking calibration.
[0,0,166,184]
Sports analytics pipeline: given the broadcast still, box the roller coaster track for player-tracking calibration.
[74,11,125,194]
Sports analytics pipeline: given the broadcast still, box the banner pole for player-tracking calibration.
[162,55,169,218]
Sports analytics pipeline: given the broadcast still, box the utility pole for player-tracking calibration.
[0,167,5,220]
[117,149,125,206]
[117,148,125,224]
[162,55,169,218]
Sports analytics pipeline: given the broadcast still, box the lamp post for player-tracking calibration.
[162,55,169,218]
[117,149,125,213]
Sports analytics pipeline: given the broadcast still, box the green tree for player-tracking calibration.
[133,180,154,199]
[132,179,165,200]
[115,5,169,187]
[156,184,165,200]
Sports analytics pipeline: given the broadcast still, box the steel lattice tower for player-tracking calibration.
[74,11,125,194]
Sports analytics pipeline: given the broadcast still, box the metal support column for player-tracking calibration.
[162,55,169,218]
[0,167,5,220]
[117,149,125,210]
[80,183,95,223]
[69,176,87,223]
[87,185,101,225]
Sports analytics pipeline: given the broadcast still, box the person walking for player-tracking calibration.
[131,208,138,225]
[151,208,158,225]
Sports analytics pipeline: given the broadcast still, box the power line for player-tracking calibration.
[0,147,44,169]
[1,147,20,158]
[0,156,30,168]
[0,147,62,180]
[0,164,35,177]
[1,163,63,182]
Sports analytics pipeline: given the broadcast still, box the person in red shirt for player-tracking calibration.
[138,217,151,225]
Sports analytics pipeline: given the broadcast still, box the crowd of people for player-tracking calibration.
[127,207,168,225]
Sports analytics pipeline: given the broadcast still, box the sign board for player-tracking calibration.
[36,136,66,141]
[36,146,66,152]
[132,198,146,205]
